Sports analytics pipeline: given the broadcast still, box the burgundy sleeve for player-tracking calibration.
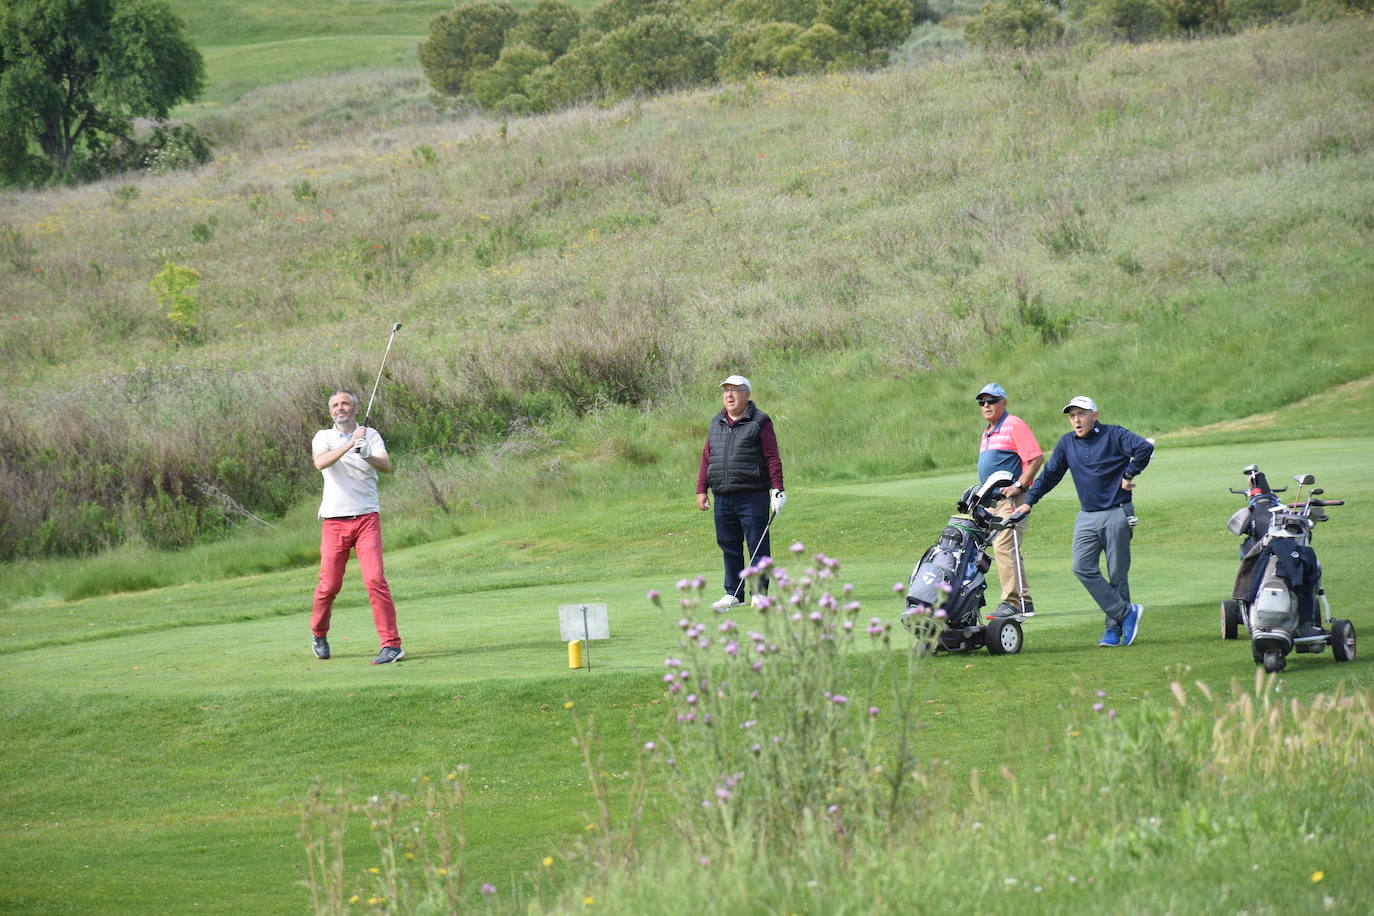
[697,440,710,494]
[759,421,784,491]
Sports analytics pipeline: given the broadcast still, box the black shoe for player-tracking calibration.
[987,602,1019,619]
[1019,600,1036,619]
[372,646,405,665]
[1296,623,1326,639]
[312,636,330,660]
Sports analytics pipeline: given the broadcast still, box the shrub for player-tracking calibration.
[526,44,605,110]
[1076,0,1170,40]
[1160,0,1228,31]
[468,43,552,112]
[1226,0,1299,23]
[817,0,914,54]
[723,0,820,24]
[149,261,201,344]
[594,15,720,100]
[418,2,519,97]
[965,0,1066,50]
[506,0,583,58]
[719,21,806,77]
[586,0,684,34]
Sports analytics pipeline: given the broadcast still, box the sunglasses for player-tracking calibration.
[977,398,1002,406]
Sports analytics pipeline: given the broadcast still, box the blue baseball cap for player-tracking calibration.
[975,383,1006,401]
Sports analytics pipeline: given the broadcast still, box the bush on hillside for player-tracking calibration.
[594,15,720,99]
[418,2,519,97]
[965,0,1066,49]
[526,43,605,109]
[586,0,685,34]
[1226,0,1299,23]
[468,43,551,112]
[1160,0,1228,31]
[506,0,583,57]
[723,0,820,23]
[1075,0,1169,41]
[718,20,851,77]
[818,0,913,54]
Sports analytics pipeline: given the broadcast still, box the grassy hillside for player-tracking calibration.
[3,20,1374,913]
[2,20,1371,571]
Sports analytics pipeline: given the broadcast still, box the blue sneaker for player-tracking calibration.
[371,646,405,665]
[1099,625,1122,647]
[1120,604,1144,646]
[312,636,330,660]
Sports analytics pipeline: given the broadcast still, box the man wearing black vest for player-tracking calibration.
[696,375,786,610]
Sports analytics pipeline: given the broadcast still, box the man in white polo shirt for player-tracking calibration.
[309,389,403,664]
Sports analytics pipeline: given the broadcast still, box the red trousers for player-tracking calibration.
[311,513,400,648]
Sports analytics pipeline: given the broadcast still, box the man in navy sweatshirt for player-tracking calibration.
[1013,396,1154,647]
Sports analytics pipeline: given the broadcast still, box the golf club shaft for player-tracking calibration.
[733,510,777,600]
[360,322,402,431]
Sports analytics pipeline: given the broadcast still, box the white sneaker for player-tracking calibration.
[750,594,770,609]
[711,594,742,611]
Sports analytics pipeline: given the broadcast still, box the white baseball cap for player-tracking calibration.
[719,375,751,391]
[1062,395,1098,413]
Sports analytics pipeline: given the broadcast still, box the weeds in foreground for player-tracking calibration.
[298,542,1374,912]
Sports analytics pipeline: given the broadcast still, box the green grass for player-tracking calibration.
[3,431,1371,912]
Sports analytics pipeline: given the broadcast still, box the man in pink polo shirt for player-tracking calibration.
[309,389,403,664]
[975,382,1043,618]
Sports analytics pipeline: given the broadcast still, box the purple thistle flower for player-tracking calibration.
[892,582,906,594]
[679,599,692,609]
[718,620,737,633]
[843,583,854,595]
[1108,708,1118,719]
[933,609,947,619]
[751,743,762,754]
[791,612,803,623]
[662,674,675,683]
[937,581,952,594]
[685,712,695,723]
[789,593,803,606]
[752,660,764,672]
[692,575,706,590]
[1096,689,1107,698]
[843,601,861,612]
[868,706,879,717]
[676,578,691,591]
[668,683,681,694]
[724,640,739,657]
[665,656,681,668]
[827,804,838,813]
[644,741,656,751]
[703,713,712,724]
[843,620,854,632]
[832,694,848,706]
[754,596,773,611]
[698,856,710,867]
[1092,702,1104,713]
[790,541,805,554]
[481,883,495,895]
[686,694,698,705]
[742,719,757,729]
[715,787,730,801]
[756,556,773,570]
[647,590,661,605]
[809,611,824,624]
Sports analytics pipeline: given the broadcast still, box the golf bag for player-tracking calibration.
[901,471,1024,655]
[1221,465,1356,672]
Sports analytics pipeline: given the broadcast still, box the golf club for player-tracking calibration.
[357,322,402,452]
[731,510,778,603]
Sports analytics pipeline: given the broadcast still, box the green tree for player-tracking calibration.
[586,0,682,35]
[724,0,819,24]
[525,42,604,109]
[0,0,204,185]
[594,14,718,98]
[1076,0,1169,40]
[817,0,913,55]
[468,43,550,112]
[418,1,519,97]
[964,0,1065,49]
[506,0,582,59]
[1161,0,1227,31]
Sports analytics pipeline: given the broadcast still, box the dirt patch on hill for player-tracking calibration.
[1166,375,1374,439]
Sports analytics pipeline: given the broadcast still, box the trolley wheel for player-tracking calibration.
[984,617,1023,655]
[1220,600,1241,640]
[1262,649,1285,674]
[1331,619,1357,663]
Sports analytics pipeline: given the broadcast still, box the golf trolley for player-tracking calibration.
[1221,464,1356,673]
[900,470,1028,655]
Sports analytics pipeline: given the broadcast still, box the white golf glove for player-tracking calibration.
[770,488,787,516]
[354,436,371,459]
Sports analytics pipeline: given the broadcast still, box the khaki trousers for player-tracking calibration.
[990,495,1031,607]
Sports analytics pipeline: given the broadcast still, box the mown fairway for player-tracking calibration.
[3,429,1372,912]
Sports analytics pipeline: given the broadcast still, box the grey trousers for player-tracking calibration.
[1072,504,1134,623]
